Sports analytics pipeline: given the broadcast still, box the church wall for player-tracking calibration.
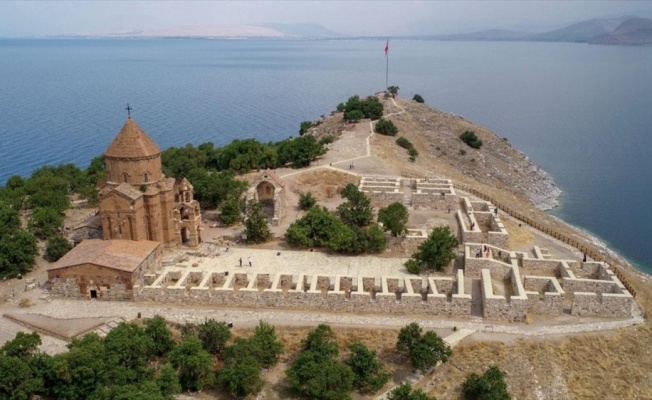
[48,264,136,300]
[105,155,162,186]
[100,194,147,241]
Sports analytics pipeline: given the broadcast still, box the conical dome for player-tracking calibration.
[105,117,161,159]
[104,117,163,185]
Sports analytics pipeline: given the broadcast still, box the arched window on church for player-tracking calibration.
[185,192,190,202]
[123,173,128,183]
[144,173,149,183]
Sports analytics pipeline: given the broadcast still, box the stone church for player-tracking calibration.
[97,116,202,247]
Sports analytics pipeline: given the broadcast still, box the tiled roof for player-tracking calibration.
[113,183,144,200]
[48,239,161,273]
[105,117,161,159]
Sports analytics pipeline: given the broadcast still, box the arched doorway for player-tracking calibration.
[181,227,189,244]
[256,181,275,219]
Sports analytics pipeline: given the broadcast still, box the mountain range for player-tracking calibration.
[436,16,652,45]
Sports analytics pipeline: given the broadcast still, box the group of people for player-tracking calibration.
[474,245,491,258]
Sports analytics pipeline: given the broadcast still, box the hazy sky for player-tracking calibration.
[0,1,650,37]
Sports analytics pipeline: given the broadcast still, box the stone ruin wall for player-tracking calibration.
[412,178,457,210]
[359,177,404,207]
[523,276,565,315]
[458,197,508,247]
[134,268,472,317]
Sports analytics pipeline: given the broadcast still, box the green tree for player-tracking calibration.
[219,356,263,399]
[219,198,241,225]
[344,109,365,122]
[277,135,325,168]
[197,319,231,355]
[286,326,355,400]
[285,206,347,248]
[460,130,483,149]
[298,192,317,211]
[186,169,248,210]
[375,118,399,136]
[340,95,384,122]
[144,316,175,359]
[362,224,387,253]
[378,202,409,237]
[104,322,153,385]
[413,94,425,103]
[337,183,373,227]
[28,207,63,239]
[45,235,72,262]
[244,200,271,244]
[344,342,390,393]
[0,355,43,400]
[361,96,384,120]
[156,364,182,399]
[406,226,459,273]
[0,230,38,278]
[387,86,400,98]
[396,324,451,373]
[248,321,284,368]
[462,365,511,400]
[299,121,313,135]
[52,333,108,399]
[169,335,215,392]
[387,382,434,400]
[0,203,21,238]
[408,332,451,372]
[1,332,41,358]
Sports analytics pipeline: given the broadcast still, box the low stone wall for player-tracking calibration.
[364,190,405,207]
[464,244,517,279]
[523,276,564,315]
[134,269,470,316]
[413,192,458,210]
[571,292,633,317]
[480,269,528,322]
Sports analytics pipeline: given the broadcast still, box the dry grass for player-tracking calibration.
[19,298,32,308]
[293,170,358,201]
[502,218,535,250]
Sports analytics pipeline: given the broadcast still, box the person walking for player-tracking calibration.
[239,257,242,267]
[248,256,252,267]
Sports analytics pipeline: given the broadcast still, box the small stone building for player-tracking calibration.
[246,170,286,225]
[47,239,162,300]
[98,116,202,247]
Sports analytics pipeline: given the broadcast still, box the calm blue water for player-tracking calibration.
[1,39,651,274]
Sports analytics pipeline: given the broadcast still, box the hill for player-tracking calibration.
[528,17,626,42]
[590,17,652,45]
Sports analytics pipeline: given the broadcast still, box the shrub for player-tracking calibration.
[197,319,231,355]
[387,85,400,98]
[460,149,467,156]
[244,200,271,244]
[375,118,399,136]
[396,136,411,148]
[462,365,511,400]
[219,198,241,225]
[44,235,72,262]
[460,130,482,149]
[387,382,434,400]
[299,121,313,135]
[405,259,422,274]
[28,207,63,239]
[298,192,317,211]
[413,94,425,103]
[319,134,334,145]
[340,95,384,122]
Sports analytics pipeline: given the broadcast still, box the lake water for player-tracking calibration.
[1,38,651,274]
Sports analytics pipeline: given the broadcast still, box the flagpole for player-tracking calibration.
[385,38,389,91]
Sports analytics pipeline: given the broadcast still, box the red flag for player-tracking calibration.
[384,40,389,56]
